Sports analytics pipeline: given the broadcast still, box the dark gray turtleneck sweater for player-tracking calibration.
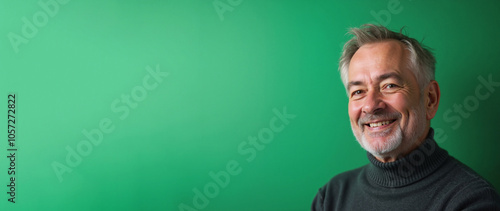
[311,128,500,210]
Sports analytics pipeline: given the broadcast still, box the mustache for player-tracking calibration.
[358,111,401,127]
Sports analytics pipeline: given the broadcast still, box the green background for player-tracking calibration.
[1,0,500,210]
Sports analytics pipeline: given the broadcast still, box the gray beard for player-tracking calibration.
[352,98,427,158]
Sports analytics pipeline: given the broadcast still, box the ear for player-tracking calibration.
[425,80,440,120]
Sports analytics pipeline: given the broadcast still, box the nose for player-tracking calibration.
[362,90,386,114]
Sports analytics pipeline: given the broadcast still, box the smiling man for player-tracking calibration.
[311,25,500,210]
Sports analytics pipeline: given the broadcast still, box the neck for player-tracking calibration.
[366,127,450,187]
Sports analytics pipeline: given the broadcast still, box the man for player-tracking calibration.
[311,24,500,210]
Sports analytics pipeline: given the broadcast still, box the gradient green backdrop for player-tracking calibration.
[1,0,500,210]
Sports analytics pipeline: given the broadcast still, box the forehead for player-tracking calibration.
[348,40,411,85]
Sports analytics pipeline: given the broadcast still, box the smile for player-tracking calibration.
[365,119,396,128]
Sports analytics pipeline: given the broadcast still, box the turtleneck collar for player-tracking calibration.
[365,128,449,188]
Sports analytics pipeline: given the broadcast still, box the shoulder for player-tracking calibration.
[445,156,496,190]
[311,165,366,211]
[323,165,365,190]
[443,157,500,210]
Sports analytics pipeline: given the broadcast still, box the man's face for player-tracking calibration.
[347,40,428,160]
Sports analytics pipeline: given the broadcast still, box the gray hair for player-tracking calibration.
[339,24,436,92]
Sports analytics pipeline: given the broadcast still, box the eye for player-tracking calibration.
[385,84,399,89]
[351,90,364,97]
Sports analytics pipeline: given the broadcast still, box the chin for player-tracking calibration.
[359,126,404,157]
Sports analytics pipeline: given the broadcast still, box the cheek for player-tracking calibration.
[384,95,414,119]
[348,101,362,123]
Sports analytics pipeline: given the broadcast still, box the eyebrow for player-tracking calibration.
[378,72,403,83]
[347,72,403,91]
[347,81,363,91]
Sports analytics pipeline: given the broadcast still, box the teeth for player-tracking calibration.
[369,121,391,127]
